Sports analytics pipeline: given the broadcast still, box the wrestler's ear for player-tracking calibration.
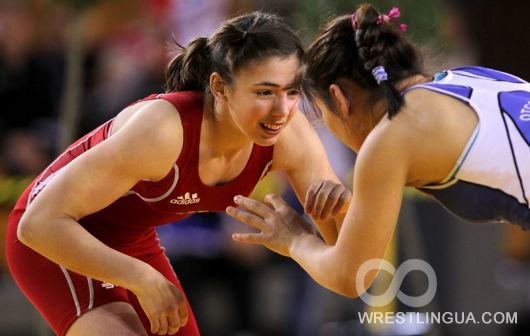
[210,72,226,100]
[329,83,350,118]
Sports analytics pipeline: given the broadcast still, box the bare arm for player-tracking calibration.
[272,112,351,244]
[288,134,407,296]
[18,99,188,333]
[228,120,409,297]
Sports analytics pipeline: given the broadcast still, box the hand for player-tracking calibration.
[132,268,189,335]
[226,193,315,257]
[304,180,351,221]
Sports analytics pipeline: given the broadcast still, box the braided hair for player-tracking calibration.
[305,4,423,119]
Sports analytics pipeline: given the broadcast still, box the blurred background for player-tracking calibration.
[1,0,530,335]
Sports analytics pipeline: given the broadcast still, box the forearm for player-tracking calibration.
[18,214,150,292]
[289,231,359,298]
[313,212,346,245]
[312,218,338,245]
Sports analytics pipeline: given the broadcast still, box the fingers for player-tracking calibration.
[167,291,188,335]
[331,189,351,216]
[149,314,176,335]
[304,180,323,213]
[157,315,169,335]
[147,288,189,335]
[166,307,187,335]
[177,296,189,327]
[232,232,266,244]
[150,316,160,335]
[153,312,185,335]
[168,318,180,335]
[264,193,290,212]
[227,196,281,246]
[305,181,337,219]
[319,185,344,219]
[305,181,347,220]
[226,205,267,231]
[233,195,274,218]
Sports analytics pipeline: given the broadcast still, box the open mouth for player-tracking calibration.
[260,122,284,135]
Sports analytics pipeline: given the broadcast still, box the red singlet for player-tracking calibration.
[6,91,274,335]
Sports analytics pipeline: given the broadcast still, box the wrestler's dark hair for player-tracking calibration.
[305,4,423,118]
[165,11,304,92]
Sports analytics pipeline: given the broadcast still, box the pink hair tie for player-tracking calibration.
[377,7,408,32]
[351,13,359,30]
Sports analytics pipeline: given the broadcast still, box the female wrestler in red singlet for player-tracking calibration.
[6,12,350,336]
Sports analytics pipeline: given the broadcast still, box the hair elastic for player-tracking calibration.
[377,7,407,32]
[351,13,359,30]
[372,66,388,85]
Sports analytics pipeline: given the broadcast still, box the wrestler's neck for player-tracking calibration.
[202,94,253,159]
[346,74,431,151]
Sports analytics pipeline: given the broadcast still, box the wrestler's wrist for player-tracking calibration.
[289,230,318,258]
[122,260,156,292]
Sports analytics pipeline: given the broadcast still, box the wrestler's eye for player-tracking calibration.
[287,89,301,96]
[256,90,273,96]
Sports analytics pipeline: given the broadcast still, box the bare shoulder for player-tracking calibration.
[358,111,413,172]
[354,93,443,186]
[402,88,477,126]
[114,99,183,139]
[106,99,185,180]
[375,88,478,186]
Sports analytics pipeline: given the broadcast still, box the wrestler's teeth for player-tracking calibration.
[262,123,283,130]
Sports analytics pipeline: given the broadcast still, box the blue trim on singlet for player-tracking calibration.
[499,90,530,147]
[403,71,473,101]
[406,75,477,187]
[453,66,526,83]
[412,67,530,230]
[498,92,530,206]
[423,83,473,99]
[420,127,479,189]
[433,71,448,81]
[419,180,530,230]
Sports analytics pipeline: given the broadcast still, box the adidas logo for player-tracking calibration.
[170,192,200,205]
[101,282,115,289]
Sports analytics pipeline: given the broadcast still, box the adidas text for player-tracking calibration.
[170,192,200,205]
[101,282,115,289]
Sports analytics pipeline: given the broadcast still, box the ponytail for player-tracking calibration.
[165,12,304,94]
[379,81,403,118]
[165,37,211,92]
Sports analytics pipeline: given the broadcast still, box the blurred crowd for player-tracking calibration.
[0,1,357,335]
[2,0,530,335]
